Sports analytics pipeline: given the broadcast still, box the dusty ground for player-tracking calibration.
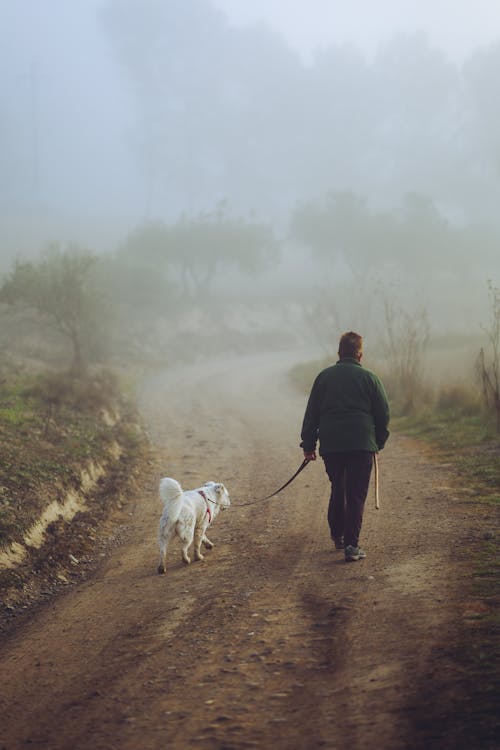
[0,351,497,750]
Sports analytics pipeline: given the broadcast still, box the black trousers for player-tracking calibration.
[322,451,374,549]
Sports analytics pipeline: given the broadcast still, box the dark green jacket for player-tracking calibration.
[300,358,390,454]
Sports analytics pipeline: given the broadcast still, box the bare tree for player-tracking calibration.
[382,298,430,413]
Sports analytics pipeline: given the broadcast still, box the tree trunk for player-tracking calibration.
[70,330,86,377]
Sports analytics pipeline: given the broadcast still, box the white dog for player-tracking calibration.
[157,477,231,574]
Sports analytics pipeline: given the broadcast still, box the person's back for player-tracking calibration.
[302,357,389,455]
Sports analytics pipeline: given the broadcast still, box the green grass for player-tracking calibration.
[393,411,500,503]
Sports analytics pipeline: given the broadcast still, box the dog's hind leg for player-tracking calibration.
[158,554,166,575]
[158,534,170,575]
[157,525,174,575]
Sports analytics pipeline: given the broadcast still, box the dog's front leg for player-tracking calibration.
[194,527,206,561]
[202,534,214,549]
[179,521,193,564]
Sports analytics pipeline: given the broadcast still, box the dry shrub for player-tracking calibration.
[25,369,121,414]
[377,367,434,417]
[382,299,430,415]
[436,383,481,417]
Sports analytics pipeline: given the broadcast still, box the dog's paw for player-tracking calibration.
[203,539,214,549]
[157,564,166,575]
[195,552,205,561]
[182,555,191,565]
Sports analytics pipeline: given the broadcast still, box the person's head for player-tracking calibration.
[338,331,363,361]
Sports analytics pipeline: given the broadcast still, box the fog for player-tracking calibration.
[214,0,500,66]
[1,0,499,377]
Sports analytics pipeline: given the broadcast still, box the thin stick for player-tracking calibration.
[374,453,380,510]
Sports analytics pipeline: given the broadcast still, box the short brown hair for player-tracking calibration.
[338,331,363,358]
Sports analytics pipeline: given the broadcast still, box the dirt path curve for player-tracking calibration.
[0,351,487,749]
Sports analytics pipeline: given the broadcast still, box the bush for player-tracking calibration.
[24,369,122,414]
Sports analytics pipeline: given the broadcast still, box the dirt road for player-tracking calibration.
[0,351,493,749]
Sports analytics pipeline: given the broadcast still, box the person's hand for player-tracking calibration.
[303,450,316,461]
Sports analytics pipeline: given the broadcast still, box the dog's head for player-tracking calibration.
[204,481,231,510]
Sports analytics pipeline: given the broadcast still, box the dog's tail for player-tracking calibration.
[159,477,183,507]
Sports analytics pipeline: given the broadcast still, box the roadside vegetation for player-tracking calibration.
[0,363,145,613]
[0,367,140,539]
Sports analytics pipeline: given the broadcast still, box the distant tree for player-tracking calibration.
[168,210,278,295]
[0,244,102,373]
[394,192,452,270]
[116,209,278,298]
[289,189,490,285]
[289,191,375,273]
[100,222,177,318]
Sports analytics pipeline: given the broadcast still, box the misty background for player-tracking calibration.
[1,0,500,392]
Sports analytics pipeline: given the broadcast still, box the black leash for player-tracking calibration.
[234,458,311,508]
[200,459,312,509]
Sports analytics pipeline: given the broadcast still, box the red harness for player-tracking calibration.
[198,490,212,523]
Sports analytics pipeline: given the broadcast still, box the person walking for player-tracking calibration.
[300,331,390,562]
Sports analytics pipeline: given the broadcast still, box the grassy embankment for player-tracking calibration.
[0,369,145,597]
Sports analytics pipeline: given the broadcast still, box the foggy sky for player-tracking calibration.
[1,0,500,258]
[211,0,500,63]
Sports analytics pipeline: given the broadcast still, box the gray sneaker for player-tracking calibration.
[345,545,366,562]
